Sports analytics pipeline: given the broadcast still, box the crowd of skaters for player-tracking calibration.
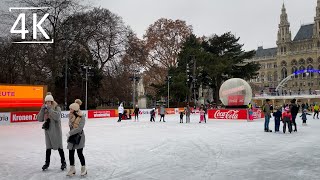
[262,98,319,133]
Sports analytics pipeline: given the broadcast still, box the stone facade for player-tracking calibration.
[248,1,320,95]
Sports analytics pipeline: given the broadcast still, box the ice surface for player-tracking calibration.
[1,113,320,180]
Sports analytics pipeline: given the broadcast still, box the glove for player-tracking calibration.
[66,132,70,139]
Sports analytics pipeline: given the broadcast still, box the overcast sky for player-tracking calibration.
[0,0,318,51]
[89,0,317,51]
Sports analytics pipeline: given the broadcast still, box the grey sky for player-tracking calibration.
[90,0,317,51]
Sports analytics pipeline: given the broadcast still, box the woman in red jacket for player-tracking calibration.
[282,107,293,134]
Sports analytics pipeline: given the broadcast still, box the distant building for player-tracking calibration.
[247,1,320,95]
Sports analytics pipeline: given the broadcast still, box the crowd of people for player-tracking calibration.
[261,98,318,133]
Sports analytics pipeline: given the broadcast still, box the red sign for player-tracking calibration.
[88,110,116,119]
[228,95,245,106]
[11,112,38,123]
[252,108,264,119]
[208,109,248,120]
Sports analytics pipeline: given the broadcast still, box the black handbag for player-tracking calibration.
[42,119,50,130]
[68,131,82,145]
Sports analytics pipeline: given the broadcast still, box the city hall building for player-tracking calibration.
[248,1,320,96]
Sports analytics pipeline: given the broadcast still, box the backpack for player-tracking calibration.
[262,105,266,112]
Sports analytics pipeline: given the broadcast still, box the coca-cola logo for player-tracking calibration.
[214,110,239,119]
[253,109,262,118]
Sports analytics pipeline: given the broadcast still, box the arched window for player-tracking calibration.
[267,72,272,82]
[307,58,313,64]
[291,59,297,66]
[299,58,305,65]
[292,66,298,78]
[281,61,287,67]
[281,68,287,80]
[299,66,305,79]
[274,71,278,81]
[261,73,265,82]
[307,65,314,78]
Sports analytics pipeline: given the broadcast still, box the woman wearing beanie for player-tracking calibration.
[66,101,87,176]
[36,92,66,171]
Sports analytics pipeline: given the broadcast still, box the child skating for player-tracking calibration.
[273,107,282,133]
[199,108,205,123]
[180,112,184,123]
[300,109,312,126]
[150,108,155,122]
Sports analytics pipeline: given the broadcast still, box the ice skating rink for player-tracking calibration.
[1,114,320,180]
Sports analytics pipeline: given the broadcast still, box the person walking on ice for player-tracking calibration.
[180,111,184,123]
[199,107,205,123]
[313,103,319,119]
[66,101,87,176]
[159,105,166,122]
[282,107,292,134]
[134,105,140,122]
[37,92,66,171]
[150,108,156,122]
[118,103,124,122]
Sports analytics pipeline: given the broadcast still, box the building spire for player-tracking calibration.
[277,2,291,54]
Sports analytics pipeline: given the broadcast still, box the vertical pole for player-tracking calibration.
[64,57,68,110]
[85,66,88,110]
[133,71,136,109]
[193,57,197,107]
[168,77,170,108]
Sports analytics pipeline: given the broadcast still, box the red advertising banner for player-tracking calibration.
[88,110,116,119]
[208,109,248,120]
[11,112,38,123]
[165,108,176,115]
[252,108,264,119]
[228,95,245,106]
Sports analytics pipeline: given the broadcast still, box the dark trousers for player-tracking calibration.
[314,111,319,119]
[135,113,139,120]
[292,115,297,131]
[150,116,155,122]
[69,148,85,166]
[275,118,281,132]
[303,120,307,123]
[283,120,292,133]
[45,148,65,164]
[160,114,165,122]
[180,117,183,123]
[118,113,122,122]
[204,114,207,123]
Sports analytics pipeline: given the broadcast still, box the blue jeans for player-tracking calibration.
[264,115,270,130]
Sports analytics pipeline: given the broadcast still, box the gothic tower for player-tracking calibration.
[277,3,292,55]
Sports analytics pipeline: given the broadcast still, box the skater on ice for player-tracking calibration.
[289,99,299,132]
[159,105,166,122]
[118,102,124,122]
[273,106,282,133]
[36,92,66,171]
[199,107,205,123]
[66,100,87,176]
[263,99,272,132]
[134,105,140,121]
[180,111,184,123]
[300,109,312,126]
[150,108,156,122]
[313,103,319,119]
[282,107,293,134]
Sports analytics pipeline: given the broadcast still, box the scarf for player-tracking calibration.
[69,111,83,129]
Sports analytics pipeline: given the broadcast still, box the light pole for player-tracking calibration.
[167,76,171,108]
[82,65,92,110]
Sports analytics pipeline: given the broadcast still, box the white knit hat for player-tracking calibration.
[44,92,54,102]
[69,103,80,111]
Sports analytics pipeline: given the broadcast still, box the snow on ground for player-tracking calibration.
[1,113,320,180]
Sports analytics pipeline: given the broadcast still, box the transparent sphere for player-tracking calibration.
[219,78,252,106]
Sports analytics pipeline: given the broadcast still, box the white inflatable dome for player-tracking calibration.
[219,78,252,106]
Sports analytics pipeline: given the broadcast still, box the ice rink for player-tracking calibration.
[1,113,320,180]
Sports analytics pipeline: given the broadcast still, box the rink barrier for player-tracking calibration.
[0,108,264,125]
[207,108,264,120]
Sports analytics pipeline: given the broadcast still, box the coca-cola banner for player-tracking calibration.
[11,112,38,123]
[88,110,116,119]
[228,95,245,106]
[208,109,248,120]
[252,108,264,119]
